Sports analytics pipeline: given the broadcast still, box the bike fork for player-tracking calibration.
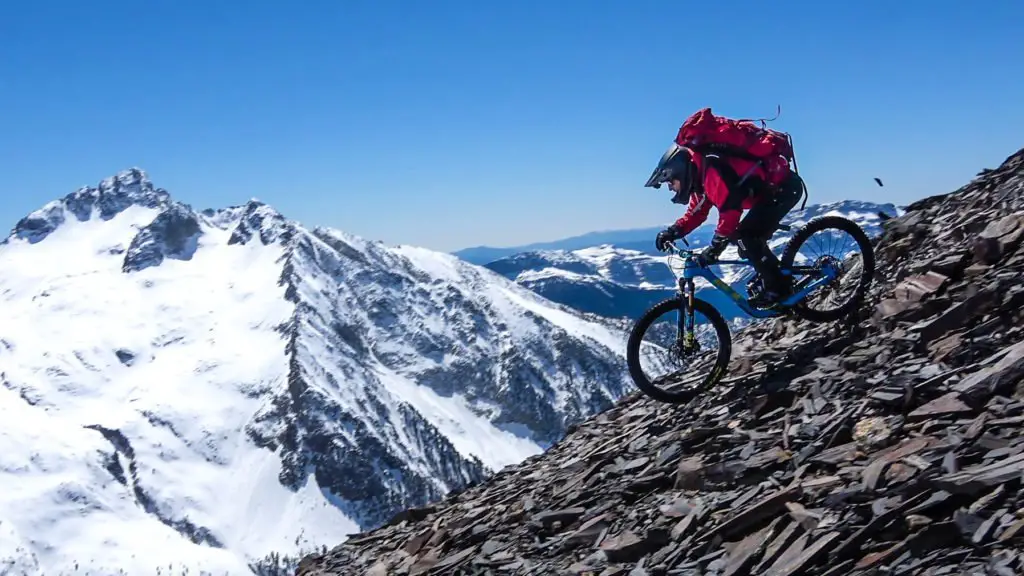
[678,277,696,350]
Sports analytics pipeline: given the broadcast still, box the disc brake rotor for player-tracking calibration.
[816,254,844,290]
[672,335,701,358]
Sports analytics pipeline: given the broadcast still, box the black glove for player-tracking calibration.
[696,234,729,267]
[655,226,680,252]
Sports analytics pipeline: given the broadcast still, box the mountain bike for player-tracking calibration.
[625,215,876,404]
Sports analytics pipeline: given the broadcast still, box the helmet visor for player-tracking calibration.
[644,143,686,189]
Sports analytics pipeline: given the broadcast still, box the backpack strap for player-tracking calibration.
[705,154,773,210]
[784,133,809,210]
[704,155,740,191]
[736,104,783,129]
[690,142,769,163]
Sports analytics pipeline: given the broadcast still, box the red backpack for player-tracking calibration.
[674,107,796,187]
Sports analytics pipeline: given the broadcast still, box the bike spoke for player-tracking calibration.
[793,229,866,314]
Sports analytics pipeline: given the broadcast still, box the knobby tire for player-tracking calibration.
[779,215,876,323]
[626,296,732,405]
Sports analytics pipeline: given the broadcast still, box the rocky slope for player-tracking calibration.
[0,170,632,574]
[296,147,1024,575]
[485,201,899,321]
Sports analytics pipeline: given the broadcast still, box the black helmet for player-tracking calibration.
[644,143,698,204]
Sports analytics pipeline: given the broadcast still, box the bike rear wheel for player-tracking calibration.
[779,215,876,322]
[625,296,732,405]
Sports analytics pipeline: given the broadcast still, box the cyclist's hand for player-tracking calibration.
[695,251,717,268]
[696,234,729,266]
[655,227,680,252]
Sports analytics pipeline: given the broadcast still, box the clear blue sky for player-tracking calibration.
[2,1,1022,252]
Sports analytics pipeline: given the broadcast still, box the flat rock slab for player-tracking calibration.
[908,392,973,419]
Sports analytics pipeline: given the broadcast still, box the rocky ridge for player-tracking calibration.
[122,203,204,272]
[296,146,1024,575]
[6,168,171,245]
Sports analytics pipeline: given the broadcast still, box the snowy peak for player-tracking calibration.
[227,199,295,246]
[65,167,170,221]
[10,168,170,244]
[5,167,296,275]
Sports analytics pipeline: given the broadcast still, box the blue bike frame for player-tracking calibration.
[671,244,841,320]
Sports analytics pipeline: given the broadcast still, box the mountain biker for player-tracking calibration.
[644,137,804,308]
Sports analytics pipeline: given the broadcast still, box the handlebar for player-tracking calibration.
[663,239,695,257]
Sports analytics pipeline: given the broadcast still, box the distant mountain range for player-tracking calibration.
[455,226,690,266]
[476,200,902,322]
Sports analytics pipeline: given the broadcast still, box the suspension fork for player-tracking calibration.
[678,277,697,350]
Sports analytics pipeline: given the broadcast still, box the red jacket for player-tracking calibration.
[673,150,769,238]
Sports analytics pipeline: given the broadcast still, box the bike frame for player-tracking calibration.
[669,243,841,320]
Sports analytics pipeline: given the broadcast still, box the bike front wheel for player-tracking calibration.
[625,296,732,405]
[779,215,876,323]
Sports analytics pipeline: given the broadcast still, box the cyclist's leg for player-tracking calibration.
[737,176,803,301]
[737,234,787,298]
[740,173,803,240]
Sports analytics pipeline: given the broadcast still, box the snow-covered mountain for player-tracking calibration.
[485,200,902,321]
[0,169,633,575]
